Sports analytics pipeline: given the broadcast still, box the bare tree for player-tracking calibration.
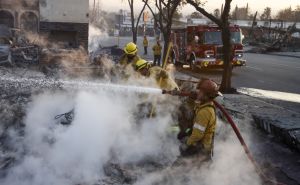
[260,7,271,20]
[186,0,233,93]
[143,0,182,63]
[90,0,101,23]
[276,6,294,21]
[295,6,300,22]
[249,11,257,40]
[127,0,148,43]
[231,4,250,20]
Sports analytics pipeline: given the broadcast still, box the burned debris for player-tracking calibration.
[243,20,300,53]
[0,24,40,66]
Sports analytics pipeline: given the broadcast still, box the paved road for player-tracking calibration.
[232,53,300,94]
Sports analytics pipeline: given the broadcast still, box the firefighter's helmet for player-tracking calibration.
[124,42,138,55]
[135,59,150,71]
[197,78,220,98]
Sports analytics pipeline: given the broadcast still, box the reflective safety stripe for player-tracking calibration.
[193,123,206,132]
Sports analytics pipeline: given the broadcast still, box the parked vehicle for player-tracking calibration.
[171,24,246,70]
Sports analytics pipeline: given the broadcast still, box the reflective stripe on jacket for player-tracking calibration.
[187,101,216,153]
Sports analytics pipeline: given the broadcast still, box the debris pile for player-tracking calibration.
[0,25,40,66]
[11,45,40,65]
[1,25,124,81]
[244,21,300,53]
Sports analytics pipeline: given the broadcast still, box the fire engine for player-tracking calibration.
[170,24,246,70]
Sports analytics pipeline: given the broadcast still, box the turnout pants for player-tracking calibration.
[153,55,161,66]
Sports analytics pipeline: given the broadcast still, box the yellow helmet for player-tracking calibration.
[124,42,138,55]
[135,59,149,71]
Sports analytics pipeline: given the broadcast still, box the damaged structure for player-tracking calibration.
[239,18,300,52]
[39,0,89,49]
[0,0,89,50]
[0,0,39,32]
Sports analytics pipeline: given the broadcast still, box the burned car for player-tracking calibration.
[0,25,40,65]
[0,25,12,65]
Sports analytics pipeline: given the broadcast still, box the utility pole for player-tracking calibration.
[118,10,122,47]
[91,0,96,22]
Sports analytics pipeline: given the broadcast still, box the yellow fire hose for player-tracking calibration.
[149,42,173,118]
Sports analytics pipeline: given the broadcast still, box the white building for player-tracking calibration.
[39,0,89,49]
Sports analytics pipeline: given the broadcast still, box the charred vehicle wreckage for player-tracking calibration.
[0,25,39,65]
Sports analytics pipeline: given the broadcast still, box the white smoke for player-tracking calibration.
[134,118,262,185]
[0,63,262,185]
[1,87,263,185]
[89,24,109,52]
[1,87,179,185]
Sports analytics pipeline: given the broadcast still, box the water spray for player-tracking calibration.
[0,76,162,95]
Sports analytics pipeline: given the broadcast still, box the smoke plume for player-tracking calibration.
[89,24,109,52]
[1,85,179,184]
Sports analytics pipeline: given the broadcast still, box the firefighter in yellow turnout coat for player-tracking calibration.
[134,59,178,91]
[143,36,148,55]
[133,59,179,120]
[152,41,162,66]
[120,42,141,67]
[180,78,219,158]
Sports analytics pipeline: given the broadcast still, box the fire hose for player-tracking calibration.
[162,89,286,185]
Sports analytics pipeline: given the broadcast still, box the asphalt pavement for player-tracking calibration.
[232,53,300,94]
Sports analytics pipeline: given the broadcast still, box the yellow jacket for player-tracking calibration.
[187,101,216,153]
[152,44,162,56]
[119,54,141,67]
[149,66,179,91]
[143,38,148,47]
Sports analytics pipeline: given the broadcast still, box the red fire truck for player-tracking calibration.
[170,24,246,70]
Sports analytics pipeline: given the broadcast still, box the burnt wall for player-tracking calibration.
[39,22,88,50]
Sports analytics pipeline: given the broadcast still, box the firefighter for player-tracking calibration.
[179,78,219,159]
[143,35,148,55]
[134,59,178,91]
[120,42,141,67]
[152,40,162,66]
[134,59,179,121]
[176,82,196,140]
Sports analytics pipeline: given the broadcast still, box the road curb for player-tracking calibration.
[252,115,300,152]
[262,53,300,59]
[222,94,300,153]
